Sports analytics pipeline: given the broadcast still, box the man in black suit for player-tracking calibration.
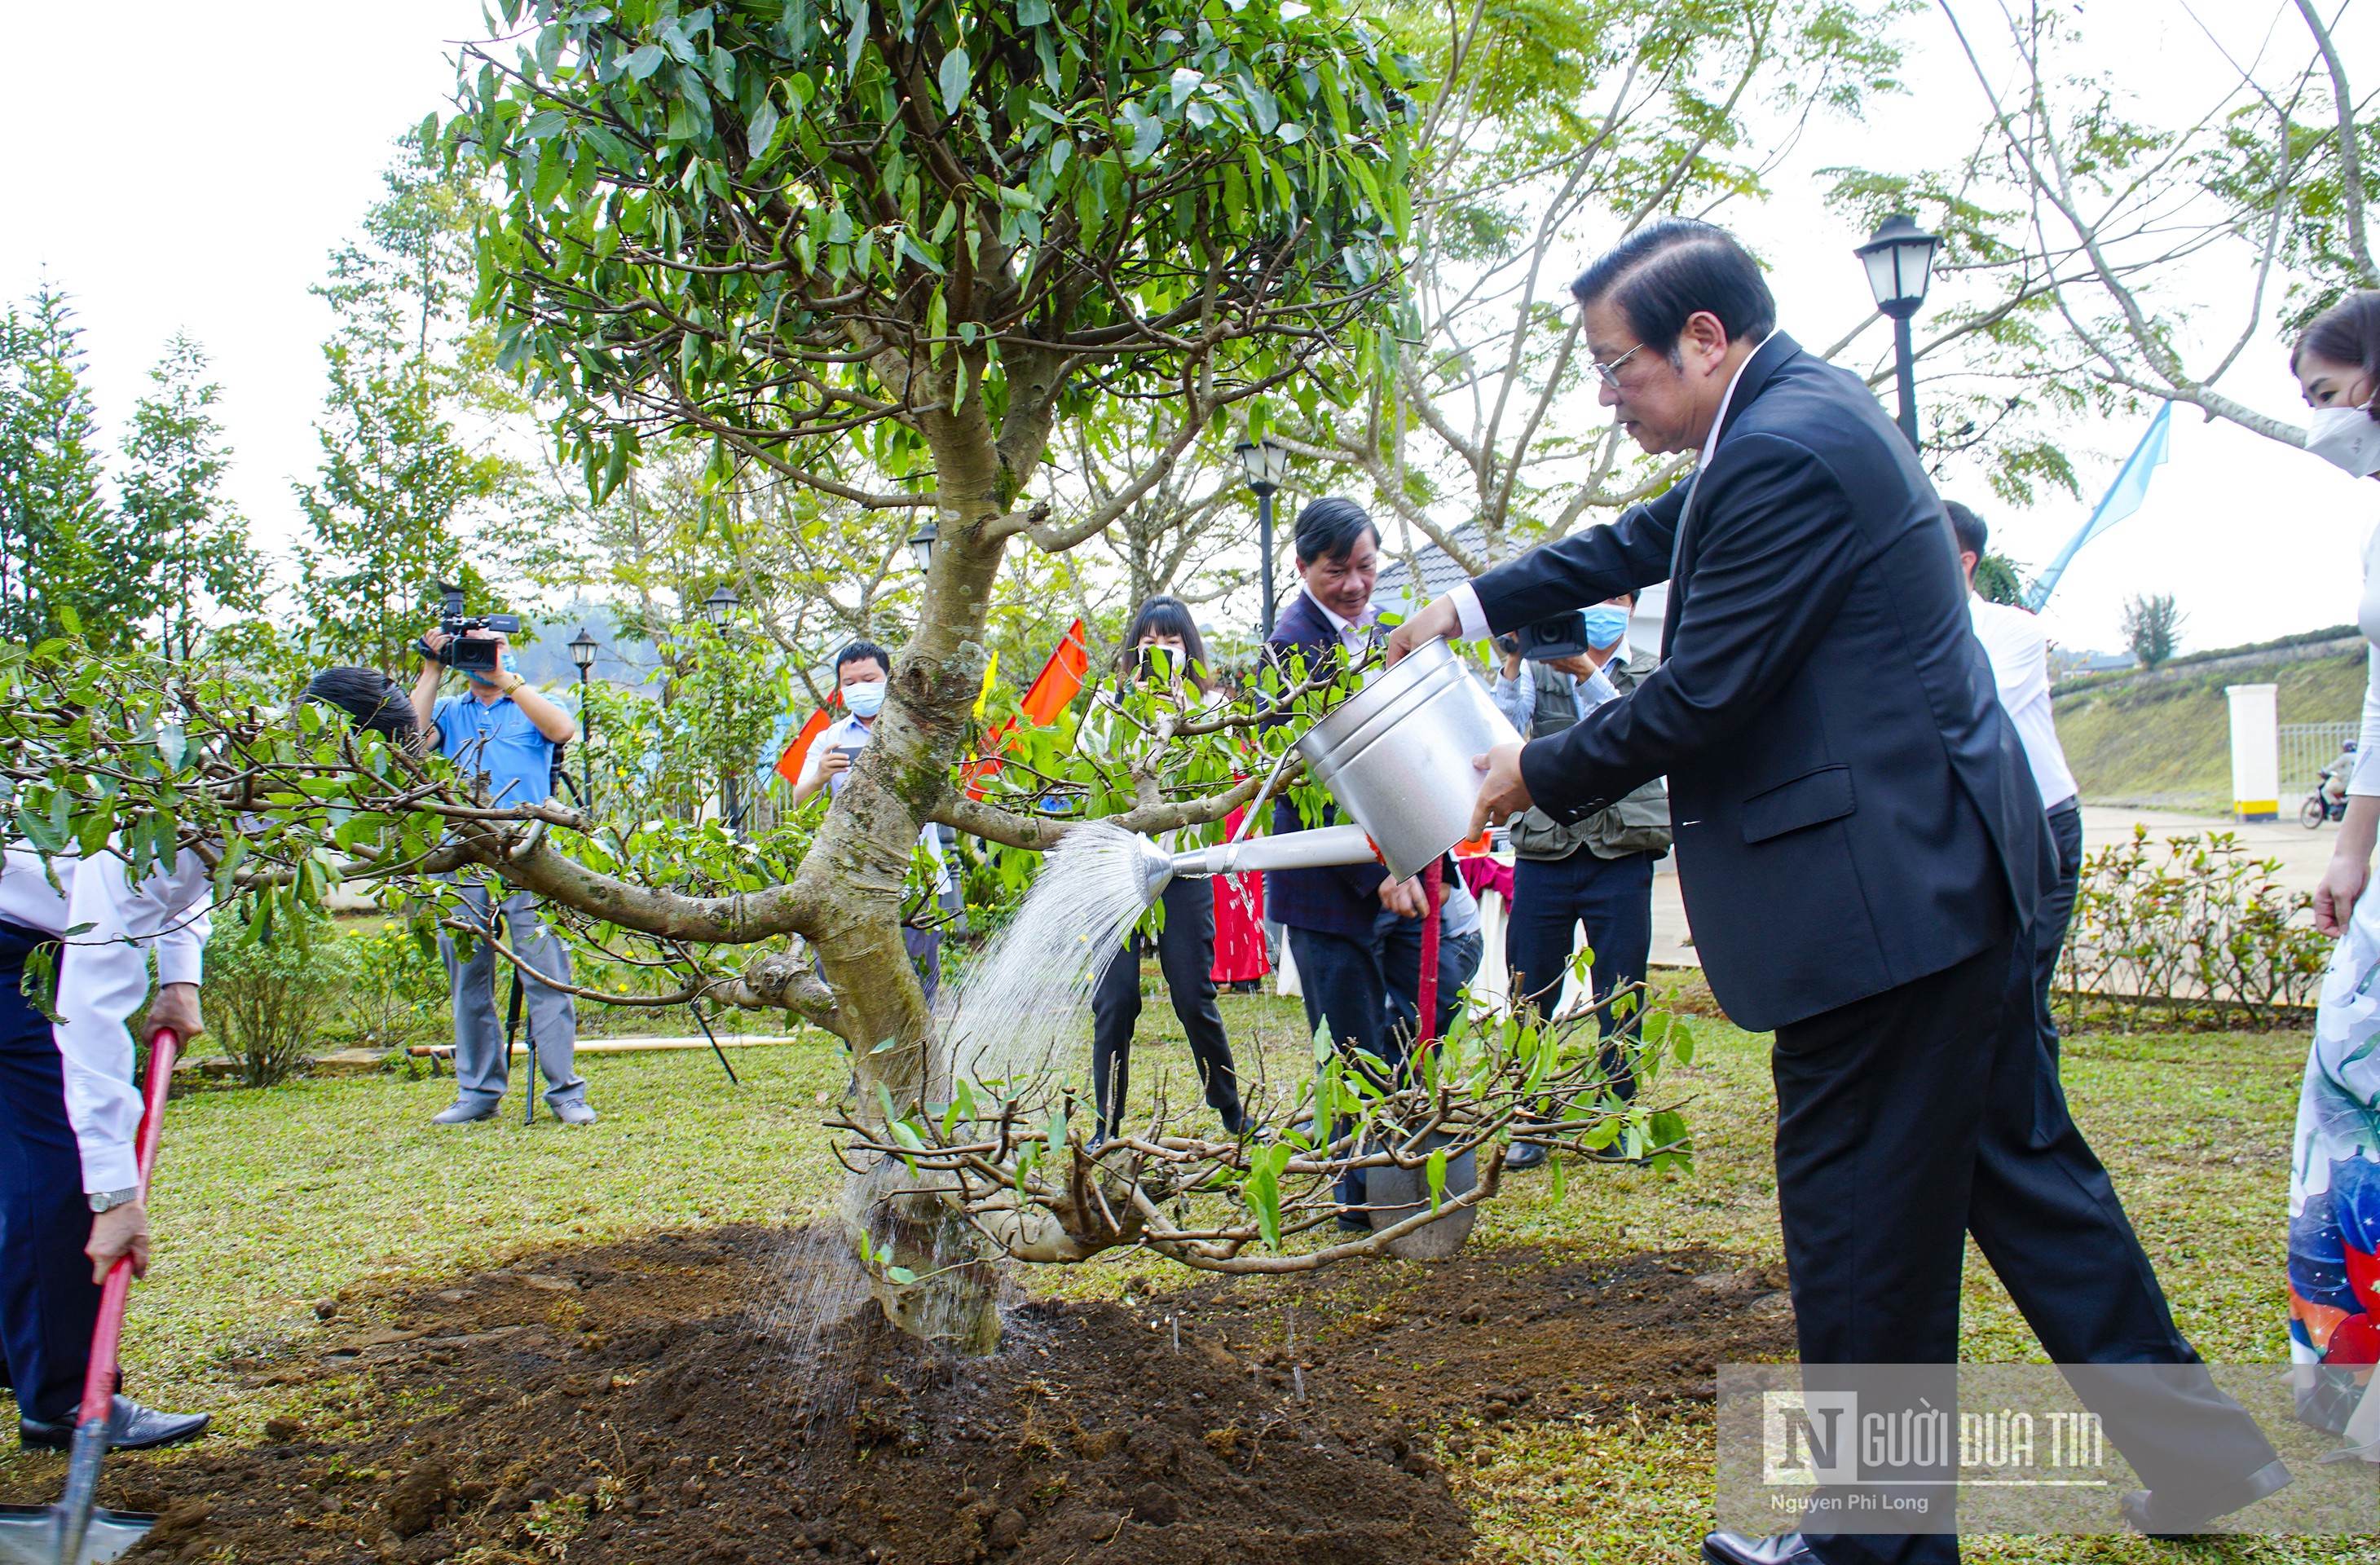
[1387,219,2284,1563]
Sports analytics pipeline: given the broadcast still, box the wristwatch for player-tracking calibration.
[88,1187,139,1213]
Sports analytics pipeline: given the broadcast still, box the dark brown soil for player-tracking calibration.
[2,1228,1793,1563]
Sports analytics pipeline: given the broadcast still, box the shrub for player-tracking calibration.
[2059,827,2329,1029]
[206,902,354,1086]
[338,919,451,1053]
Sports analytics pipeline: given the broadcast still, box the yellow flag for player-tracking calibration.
[973,651,999,720]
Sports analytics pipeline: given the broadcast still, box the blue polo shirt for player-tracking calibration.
[433,692,555,808]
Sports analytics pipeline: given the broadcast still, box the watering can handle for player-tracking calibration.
[75,1028,179,1431]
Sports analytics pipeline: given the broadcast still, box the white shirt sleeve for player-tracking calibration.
[2351,644,2380,798]
[1449,582,1491,641]
[55,849,213,1193]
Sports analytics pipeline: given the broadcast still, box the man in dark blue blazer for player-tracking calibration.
[1264,497,1433,1228]
[1389,219,2282,1563]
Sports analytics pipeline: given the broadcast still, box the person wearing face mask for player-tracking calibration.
[791,641,955,1004]
[1488,593,1671,1173]
[1078,597,1245,1146]
[2280,293,2380,1438]
[410,622,592,1126]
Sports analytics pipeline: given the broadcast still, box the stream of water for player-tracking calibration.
[760,821,1165,1371]
[934,818,1157,1094]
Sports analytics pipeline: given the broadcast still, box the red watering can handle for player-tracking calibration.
[75,1028,179,1431]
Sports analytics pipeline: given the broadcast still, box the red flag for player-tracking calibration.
[1020,618,1090,726]
[774,708,833,787]
[965,619,1091,798]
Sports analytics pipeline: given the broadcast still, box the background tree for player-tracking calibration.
[1971,549,2027,607]
[1284,0,1908,566]
[120,333,264,661]
[1825,0,2376,477]
[0,284,164,648]
[297,132,516,672]
[2121,590,2183,668]
[294,346,508,672]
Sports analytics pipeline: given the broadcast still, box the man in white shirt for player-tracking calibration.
[1950,500,2086,1105]
[791,640,954,1003]
[0,844,214,1452]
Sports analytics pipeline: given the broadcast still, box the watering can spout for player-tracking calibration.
[1139,823,1383,902]
[1131,833,1179,905]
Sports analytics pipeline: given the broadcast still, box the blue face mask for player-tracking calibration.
[1580,605,1630,651]
[843,680,888,718]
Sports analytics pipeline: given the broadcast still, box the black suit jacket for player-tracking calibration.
[1263,590,1390,937]
[1468,333,2047,1029]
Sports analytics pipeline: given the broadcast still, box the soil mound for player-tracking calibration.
[6,1228,1792,1563]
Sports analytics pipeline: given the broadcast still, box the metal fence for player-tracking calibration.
[2280,721,2359,795]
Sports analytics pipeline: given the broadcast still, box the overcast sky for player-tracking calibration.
[2,0,2372,658]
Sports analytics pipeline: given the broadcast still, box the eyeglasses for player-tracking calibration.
[1592,342,1648,390]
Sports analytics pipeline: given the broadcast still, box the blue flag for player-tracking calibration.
[2026,402,2173,611]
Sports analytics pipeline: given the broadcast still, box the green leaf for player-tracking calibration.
[1016,0,1050,22]
[1424,1148,1446,1214]
[1244,1142,1291,1249]
[747,96,780,153]
[626,42,666,79]
[884,1263,919,1285]
[937,47,971,115]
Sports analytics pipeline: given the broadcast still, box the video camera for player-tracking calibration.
[1496,611,1593,663]
[424,584,523,674]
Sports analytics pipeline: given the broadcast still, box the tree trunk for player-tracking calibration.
[789,359,1037,1351]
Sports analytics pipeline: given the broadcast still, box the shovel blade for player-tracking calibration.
[0,1505,155,1565]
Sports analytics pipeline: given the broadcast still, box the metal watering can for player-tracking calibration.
[1133,637,1518,901]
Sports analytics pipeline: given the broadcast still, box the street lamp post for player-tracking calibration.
[568,625,598,812]
[906,522,938,575]
[1233,439,1289,637]
[697,586,743,834]
[1853,213,1941,452]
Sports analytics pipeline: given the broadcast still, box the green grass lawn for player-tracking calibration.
[1,980,2356,1562]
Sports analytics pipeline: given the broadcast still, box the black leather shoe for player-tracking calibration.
[21,1394,210,1452]
[1503,1138,1549,1171]
[2121,1457,2292,1536]
[1701,1533,1816,1565]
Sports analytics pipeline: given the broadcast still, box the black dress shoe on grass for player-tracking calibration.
[1700,1533,1816,1565]
[2121,1457,2292,1537]
[1503,1139,1549,1172]
[21,1394,209,1453]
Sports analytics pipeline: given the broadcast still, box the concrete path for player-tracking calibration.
[1640,802,2338,971]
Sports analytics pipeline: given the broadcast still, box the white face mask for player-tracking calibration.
[2307,405,2380,477]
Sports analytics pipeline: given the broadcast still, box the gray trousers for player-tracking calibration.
[438,883,584,1109]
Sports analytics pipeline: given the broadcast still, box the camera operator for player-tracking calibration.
[408,622,593,1126]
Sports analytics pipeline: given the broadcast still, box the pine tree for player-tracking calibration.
[0,283,162,648]
[295,130,511,672]
[121,333,263,660]
[294,344,504,672]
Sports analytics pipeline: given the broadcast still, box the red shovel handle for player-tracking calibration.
[75,1028,179,1431]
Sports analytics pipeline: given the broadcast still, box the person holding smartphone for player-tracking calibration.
[1079,597,1245,1145]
